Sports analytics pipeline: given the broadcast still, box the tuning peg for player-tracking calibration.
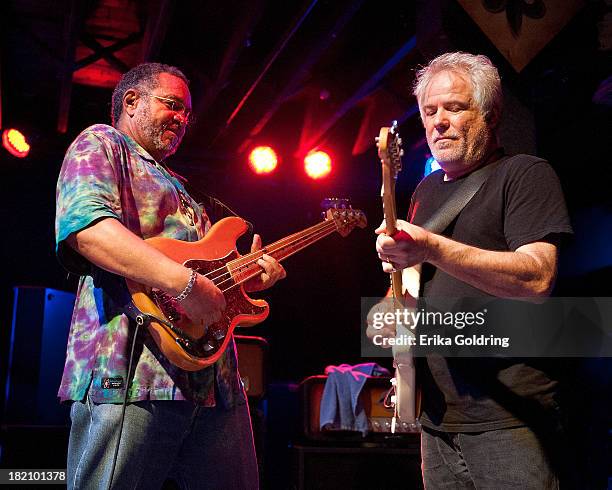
[374,136,379,142]
[397,138,402,145]
[399,150,404,157]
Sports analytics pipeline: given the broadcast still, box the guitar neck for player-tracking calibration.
[383,189,403,300]
[387,213,403,300]
[227,220,338,286]
[383,191,399,235]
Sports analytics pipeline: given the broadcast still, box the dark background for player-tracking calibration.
[0,0,611,486]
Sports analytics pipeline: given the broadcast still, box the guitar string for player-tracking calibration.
[219,225,338,292]
[195,220,335,282]
[194,220,340,287]
[229,219,339,269]
[226,220,334,269]
[203,223,336,290]
[232,213,354,261]
[217,225,338,293]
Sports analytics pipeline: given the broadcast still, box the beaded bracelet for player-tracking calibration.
[172,269,198,302]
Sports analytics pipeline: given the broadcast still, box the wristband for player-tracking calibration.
[172,269,197,302]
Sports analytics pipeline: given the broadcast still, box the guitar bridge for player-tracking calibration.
[148,289,219,358]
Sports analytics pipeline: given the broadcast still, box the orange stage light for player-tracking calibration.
[304,150,331,179]
[2,129,30,158]
[248,146,278,174]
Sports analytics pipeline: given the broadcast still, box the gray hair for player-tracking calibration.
[413,52,502,123]
[111,62,189,126]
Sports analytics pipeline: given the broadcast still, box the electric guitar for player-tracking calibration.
[377,121,420,429]
[127,205,367,371]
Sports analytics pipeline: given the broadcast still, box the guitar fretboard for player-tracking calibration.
[226,220,338,286]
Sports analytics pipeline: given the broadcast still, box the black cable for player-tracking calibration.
[106,316,144,490]
[195,192,254,236]
[196,193,254,253]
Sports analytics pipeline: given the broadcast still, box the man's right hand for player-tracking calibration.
[67,218,227,330]
[178,271,226,328]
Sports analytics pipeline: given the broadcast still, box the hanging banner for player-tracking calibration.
[457,0,585,71]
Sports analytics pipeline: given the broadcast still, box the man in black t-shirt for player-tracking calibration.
[375,52,573,488]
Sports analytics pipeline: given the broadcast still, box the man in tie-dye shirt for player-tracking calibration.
[56,63,285,489]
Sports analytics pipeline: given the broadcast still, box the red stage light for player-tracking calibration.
[249,146,278,174]
[304,150,331,179]
[2,129,30,158]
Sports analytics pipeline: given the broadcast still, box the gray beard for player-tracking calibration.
[135,104,179,160]
[432,124,492,168]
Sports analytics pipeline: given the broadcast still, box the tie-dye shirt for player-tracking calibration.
[55,124,243,407]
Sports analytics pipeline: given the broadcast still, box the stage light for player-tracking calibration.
[304,150,331,179]
[2,129,30,158]
[424,156,440,177]
[248,146,278,174]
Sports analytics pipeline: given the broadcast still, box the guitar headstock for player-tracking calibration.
[324,203,367,237]
[376,120,403,182]
[377,120,403,235]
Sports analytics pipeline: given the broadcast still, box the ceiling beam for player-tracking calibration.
[142,0,175,62]
[77,32,140,72]
[224,0,320,130]
[300,35,416,152]
[57,0,83,134]
[194,0,266,115]
[236,0,365,153]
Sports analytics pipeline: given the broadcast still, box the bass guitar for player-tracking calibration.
[127,205,366,371]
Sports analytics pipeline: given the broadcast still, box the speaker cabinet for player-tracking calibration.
[235,334,268,399]
[3,287,75,428]
[292,444,423,490]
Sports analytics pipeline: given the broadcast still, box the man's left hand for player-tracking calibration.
[244,234,287,292]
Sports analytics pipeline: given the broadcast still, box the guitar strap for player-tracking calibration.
[419,155,508,234]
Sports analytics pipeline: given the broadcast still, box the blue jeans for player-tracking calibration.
[67,396,258,489]
[421,426,563,489]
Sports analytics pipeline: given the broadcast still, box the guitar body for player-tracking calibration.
[393,267,420,426]
[127,216,269,371]
[126,207,367,372]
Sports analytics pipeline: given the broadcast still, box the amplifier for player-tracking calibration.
[234,335,268,399]
[300,375,419,439]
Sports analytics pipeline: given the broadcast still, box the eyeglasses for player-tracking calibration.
[141,93,195,125]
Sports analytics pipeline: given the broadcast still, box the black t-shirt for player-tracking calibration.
[409,154,573,432]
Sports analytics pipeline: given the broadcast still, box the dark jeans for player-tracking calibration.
[420,425,561,489]
[67,396,258,489]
